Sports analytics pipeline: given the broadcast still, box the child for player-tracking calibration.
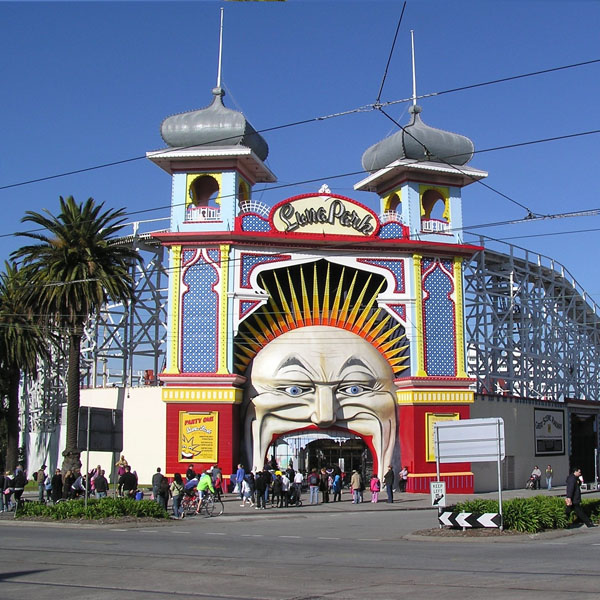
[370,474,381,503]
[240,478,254,507]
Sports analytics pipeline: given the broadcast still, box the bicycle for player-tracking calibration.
[197,492,224,517]
[181,491,199,516]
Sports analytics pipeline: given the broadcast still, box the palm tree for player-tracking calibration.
[11,196,141,471]
[0,262,48,471]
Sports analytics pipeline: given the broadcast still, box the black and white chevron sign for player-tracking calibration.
[439,511,502,528]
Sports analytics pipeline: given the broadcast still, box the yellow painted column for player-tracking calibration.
[165,245,182,374]
[413,253,427,377]
[453,256,468,378]
[216,244,230,375]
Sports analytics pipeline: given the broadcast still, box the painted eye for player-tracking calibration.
[284,385,306,396]
[341,384,364,395]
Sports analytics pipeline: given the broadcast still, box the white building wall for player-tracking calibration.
[26,386,165,486]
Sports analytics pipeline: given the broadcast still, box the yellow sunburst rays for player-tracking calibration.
[235,262,410,375]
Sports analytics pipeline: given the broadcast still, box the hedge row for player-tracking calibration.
[16,497,169,520]
[454,495,600,533]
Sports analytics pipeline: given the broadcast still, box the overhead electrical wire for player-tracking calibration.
[0,56,598,193]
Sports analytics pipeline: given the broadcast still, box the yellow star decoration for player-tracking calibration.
[235,261,409,375]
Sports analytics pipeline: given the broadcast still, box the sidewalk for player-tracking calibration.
[176,484,600,518]
[7,484,599,521]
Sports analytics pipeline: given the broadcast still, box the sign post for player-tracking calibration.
[430,481,446,508]
[434,417,505,529]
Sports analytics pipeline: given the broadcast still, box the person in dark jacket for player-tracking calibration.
[12,467,27,504]
[254,470,267,509]
[566,466,596,528]
[383,465,394,503]
[94,470,109,498]
[51,468,63,503]
[118,465,137,498]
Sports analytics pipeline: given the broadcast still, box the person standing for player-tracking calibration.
[383,465,394,503]
[307,468,320,505]
[399,466,409,492]
[281,471,291,507]
[293,470,304,502]
[170,473,184,519]
[351,470,362,504]
[332,472,342,502]
[370,474,381,503]
[235,464,246,500]
[118,465,137,498]
[254,470,267,509]
[545,465,553,490]
[36,465,47,502]
[49,469,63,503]
[115,455,128,478]
[157,474,170,511]
[152,467,163,502]
[3,471,13,511]
[320,468,330,503]
[565,466,596,528]
[12,466,27,507]
[94,470,109,498]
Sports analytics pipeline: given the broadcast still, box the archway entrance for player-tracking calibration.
[266,429,373,485]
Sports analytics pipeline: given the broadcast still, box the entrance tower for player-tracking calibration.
[148,85,275,477]
[355,103,488,492]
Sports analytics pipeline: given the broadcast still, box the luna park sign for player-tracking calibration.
[271,194,379,237]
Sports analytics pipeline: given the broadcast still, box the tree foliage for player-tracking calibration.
[0,262,49,471]
[11,197,141,469]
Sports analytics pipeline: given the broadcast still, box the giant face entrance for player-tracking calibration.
[266,429,373,484]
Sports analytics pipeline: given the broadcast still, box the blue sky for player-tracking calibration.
[2,1,600,299]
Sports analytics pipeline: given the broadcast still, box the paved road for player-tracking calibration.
[2,499,600,600]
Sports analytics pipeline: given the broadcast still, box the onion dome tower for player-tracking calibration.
[355,104,486,244]
[148,85,275,234]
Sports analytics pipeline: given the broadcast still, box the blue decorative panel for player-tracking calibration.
[181,249,219,373]
[240,300,261,319]
[422,259,456,376]
[378,222,406,239]
[387,303,406,322]
[358,258,405,294]
[241,214,270,232]
[240,253,292,289]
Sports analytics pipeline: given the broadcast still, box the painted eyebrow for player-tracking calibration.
[339,356,374,372]
[276,355,312,373]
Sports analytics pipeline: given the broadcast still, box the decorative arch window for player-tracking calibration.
[238,179,250,207]
[189,174,220,207]
[420,187,450,233]
[186,174,221,222]
[385,192,401,213]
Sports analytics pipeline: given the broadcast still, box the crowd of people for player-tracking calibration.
[2,457,414,517]
[1,458,415,514]
[0,455,150,510]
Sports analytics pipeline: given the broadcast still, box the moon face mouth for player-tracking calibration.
[264,426,379,472]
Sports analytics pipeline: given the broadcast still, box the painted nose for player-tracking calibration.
[311,386,336,427]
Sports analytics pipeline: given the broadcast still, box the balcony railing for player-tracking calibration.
[421,218,450,233]
[185,205,221,222]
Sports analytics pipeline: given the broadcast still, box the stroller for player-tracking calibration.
[525,474,540,490]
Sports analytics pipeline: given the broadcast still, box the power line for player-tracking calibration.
[1,57,598,193]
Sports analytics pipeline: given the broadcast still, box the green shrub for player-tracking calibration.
[16,497,168,520]
[454,495,579,533]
